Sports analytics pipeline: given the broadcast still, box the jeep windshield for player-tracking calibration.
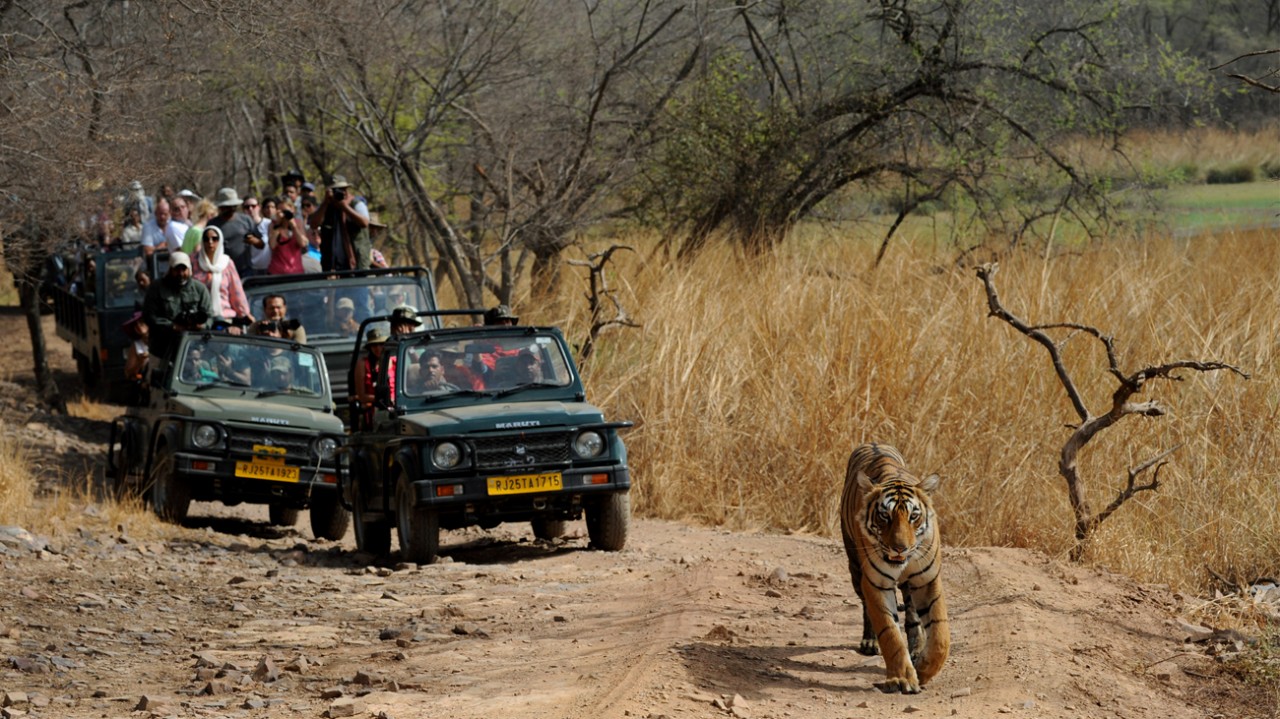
[397,331,574,401]
[174,335,329,402]
[245,277,433,342]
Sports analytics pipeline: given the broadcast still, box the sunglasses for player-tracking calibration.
[243,203,259,209]
[202,236,220,243]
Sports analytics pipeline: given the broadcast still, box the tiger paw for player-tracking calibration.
[857,638,880,656]
[877,676,922,694]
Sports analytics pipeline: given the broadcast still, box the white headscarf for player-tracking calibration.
[198,225,231,317]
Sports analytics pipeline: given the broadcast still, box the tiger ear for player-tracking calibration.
[920,473,941,493]
[856,469,875,493]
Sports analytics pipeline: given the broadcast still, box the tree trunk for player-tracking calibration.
[17,275,65,414]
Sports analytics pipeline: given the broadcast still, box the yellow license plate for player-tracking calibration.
[235,461,300,482]
[487,472,563,496]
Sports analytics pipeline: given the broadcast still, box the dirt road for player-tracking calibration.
[0,310,1266,719]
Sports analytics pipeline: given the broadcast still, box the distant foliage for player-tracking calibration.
[1206,164,1258,185]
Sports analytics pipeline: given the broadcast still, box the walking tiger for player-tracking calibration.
[839,442,949,693]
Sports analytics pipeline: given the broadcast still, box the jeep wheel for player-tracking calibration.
[531,518,567,540]
[395,477,439,564]
[110,429,138,501]
[268,504,300,527]
[150,446,191,523]
[585,491,629,551]
[352,480,391,557]
[309,492,351,542]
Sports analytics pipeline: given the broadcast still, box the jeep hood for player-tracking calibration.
[399,400,606,435]
[173,396,343,432]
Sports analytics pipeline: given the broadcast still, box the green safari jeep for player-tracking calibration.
[343,318,632,563]
[107,331,350,540]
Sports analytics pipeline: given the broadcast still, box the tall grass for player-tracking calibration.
[549,227,1279,593]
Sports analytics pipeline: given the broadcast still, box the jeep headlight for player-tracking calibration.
[191,424,220,449]
[313,437,338,461]
[573,431,604,458]
[432,441,462,469]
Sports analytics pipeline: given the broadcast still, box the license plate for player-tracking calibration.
[235,461,300,482]
[487,472,563,496]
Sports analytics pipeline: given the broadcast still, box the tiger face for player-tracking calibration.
[857,471,938,564]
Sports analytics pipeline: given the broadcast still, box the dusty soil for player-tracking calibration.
[0,308,1271,719]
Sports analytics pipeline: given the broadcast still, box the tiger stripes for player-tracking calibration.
[839,442,949,693]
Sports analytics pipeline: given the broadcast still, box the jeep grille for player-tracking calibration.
[472,432,572,470]
[228,431,312,462]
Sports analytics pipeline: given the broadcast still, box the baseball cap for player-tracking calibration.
[390,304,421,326]
[337,297,355,311]
[169,251,192,269]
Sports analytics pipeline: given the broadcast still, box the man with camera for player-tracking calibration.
[258,293,307,343]
[309,174,371,272]
[142,251,217,361]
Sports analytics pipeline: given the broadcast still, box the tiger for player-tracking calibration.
[839,442,949,694]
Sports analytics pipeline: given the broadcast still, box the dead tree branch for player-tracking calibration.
[568,244,640,363]
[976,262,1249,561]
[1211,49,1280,94]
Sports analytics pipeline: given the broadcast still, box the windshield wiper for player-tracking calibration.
[255,388,319,399]
[492,382,562,398]
[193,378,252,391]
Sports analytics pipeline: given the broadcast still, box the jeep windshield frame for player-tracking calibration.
[395,328,576,403]
[242,266,439,343]
[170,333,332,408]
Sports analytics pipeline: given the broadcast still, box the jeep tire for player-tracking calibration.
[353,479,391,557]
[586,491,629,551]
[309,492,351,542]
[396,476,439,564]
[531,517,567,540]
[150,445,191,523]
[269,504,300,527]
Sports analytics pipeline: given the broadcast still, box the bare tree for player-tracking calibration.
[976,263,1248,560]
[567,245,640,363]
[644,0,1213,260]
[0,0,200,410]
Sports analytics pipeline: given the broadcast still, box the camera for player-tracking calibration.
[332,188,346,201]
[282,209,294,221]
[211,315,254,332]
[174,308,209,328]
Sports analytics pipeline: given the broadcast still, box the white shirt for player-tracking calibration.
[251,218,273,270]
[164,219,190,253]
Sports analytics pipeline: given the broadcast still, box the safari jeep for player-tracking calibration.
[343,319,632,563]
[107,331,350,540]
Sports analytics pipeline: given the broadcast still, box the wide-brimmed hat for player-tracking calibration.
[121,311,145,337]
[390,304,421,326]
[214,187,242,208]
[368,212,387,229]
[177,189,201,201]
[365,328,387,347]
[484,304,518,325]
[328,174,352,189]
[169,251,192,269]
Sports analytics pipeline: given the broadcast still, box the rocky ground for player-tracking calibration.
[0,307,1274,719]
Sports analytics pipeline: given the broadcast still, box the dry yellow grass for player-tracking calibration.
[539,226,1279,594]
[0,420,173,542]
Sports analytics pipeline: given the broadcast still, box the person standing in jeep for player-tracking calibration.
[207,187,265,279]
[141,251,216,360]
[309,175,371,272]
